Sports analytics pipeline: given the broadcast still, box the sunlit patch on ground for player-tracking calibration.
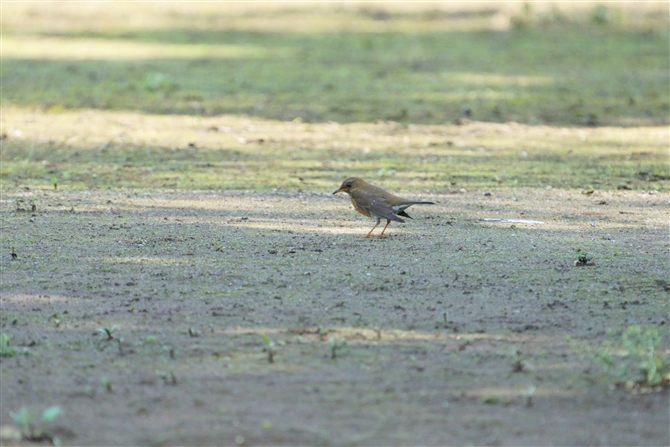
[2,37,277,60]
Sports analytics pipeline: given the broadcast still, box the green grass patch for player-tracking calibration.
[2,5,668,126]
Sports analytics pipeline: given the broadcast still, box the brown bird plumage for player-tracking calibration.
[333,177,434,237]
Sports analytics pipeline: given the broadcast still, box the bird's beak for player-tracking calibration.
[332,187,344,195]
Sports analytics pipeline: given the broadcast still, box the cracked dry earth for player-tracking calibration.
[1,187,668,446]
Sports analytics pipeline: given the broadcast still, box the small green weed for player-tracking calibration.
[98,324,119,340]
[511,350,535,373]
[524,385,537,408]
[96,325,126,353]
[158,370,178,386]
[574,248,594,266]
[9,406,62,446]
[101,376,113,393]
[0,333,16,357]
[0,333,29,357]
[260,333,277,363]
[162,345,175,359]
[594,325,669,389]
[329,336,347,360]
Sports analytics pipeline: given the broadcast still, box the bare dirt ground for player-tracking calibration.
[1,186,668,446]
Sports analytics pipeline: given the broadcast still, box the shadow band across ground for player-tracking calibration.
[3,109,669,192]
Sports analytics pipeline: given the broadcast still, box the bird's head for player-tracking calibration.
[332,177,365,195]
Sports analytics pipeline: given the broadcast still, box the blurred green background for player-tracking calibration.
[2,2,668,191]
[3,2,668,125]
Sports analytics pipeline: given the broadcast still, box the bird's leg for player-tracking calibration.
[365,218,381,238]
[379,219,392,237]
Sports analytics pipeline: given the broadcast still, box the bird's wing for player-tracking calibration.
[366,197,405,222]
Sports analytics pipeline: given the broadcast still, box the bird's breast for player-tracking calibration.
[351,198,372,217]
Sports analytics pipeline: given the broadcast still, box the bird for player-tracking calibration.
[332,177,434,238]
